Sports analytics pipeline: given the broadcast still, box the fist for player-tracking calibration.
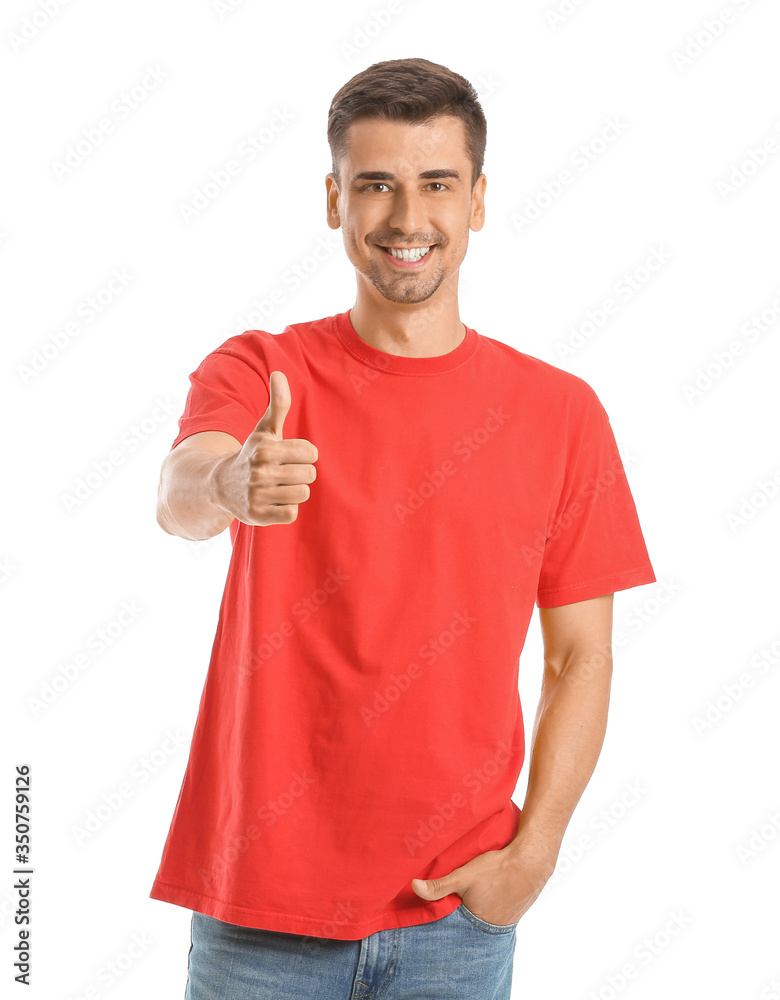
[213,371,318,526]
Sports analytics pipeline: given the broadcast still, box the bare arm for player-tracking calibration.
[156,432,242,541]
[155,371,318,541]
[510,592,614,862]
[410,593,617,923]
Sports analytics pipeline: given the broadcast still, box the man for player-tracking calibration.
[149,57,656,999]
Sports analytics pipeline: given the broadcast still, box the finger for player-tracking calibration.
[254,370,291,440]
[277,440,319,465]
[258,460,317,484]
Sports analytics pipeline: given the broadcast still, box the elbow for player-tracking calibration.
[156,463,178,536]
[156,505,175,536]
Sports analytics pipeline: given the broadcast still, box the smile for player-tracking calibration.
[377,244,436,268]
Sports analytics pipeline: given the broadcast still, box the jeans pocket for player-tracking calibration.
[457,902,519,934]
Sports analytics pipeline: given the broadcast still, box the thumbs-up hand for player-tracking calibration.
[212,371,318,526]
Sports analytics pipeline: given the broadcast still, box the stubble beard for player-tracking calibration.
[363,250,448,304]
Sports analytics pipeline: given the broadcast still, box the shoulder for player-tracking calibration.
[203,313,335,368]
[477,333,606,415]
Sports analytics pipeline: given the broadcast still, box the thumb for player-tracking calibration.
[411,873,460,902]
[256,371,290,440]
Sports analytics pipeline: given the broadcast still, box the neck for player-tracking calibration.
[349,277,465,358]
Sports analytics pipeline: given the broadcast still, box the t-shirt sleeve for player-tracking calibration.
[536,383,656,608]
[170,344,270,451]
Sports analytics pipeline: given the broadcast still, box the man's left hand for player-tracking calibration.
[410,841,556,927]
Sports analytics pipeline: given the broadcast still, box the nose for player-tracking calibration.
[387,186,427,237]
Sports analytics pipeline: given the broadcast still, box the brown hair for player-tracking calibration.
[327,57,486,189]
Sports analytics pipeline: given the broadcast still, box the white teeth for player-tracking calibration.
[385,246,432,261]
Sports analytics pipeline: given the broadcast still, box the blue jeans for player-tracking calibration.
[184,905,518,999]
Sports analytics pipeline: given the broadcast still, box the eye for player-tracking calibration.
[360,181,449,193]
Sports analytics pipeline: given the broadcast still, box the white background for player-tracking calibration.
[3,1,779,998]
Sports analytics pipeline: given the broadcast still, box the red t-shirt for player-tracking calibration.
[149,309,656,939]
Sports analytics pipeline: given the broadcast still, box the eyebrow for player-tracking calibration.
[350,169,462,183]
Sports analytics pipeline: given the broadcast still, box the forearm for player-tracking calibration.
[510,645,613,863]
[156,448,236,541]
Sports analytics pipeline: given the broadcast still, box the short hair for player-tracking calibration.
[327,57,486,189]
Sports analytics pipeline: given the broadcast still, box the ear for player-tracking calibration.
[469,173,486,233]
[326,172,341,230]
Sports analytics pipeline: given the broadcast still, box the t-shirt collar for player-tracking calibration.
[335,309,478,375]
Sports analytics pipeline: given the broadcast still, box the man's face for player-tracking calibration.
[325,115,485,305]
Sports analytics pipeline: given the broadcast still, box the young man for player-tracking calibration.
[149,57,656,999]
